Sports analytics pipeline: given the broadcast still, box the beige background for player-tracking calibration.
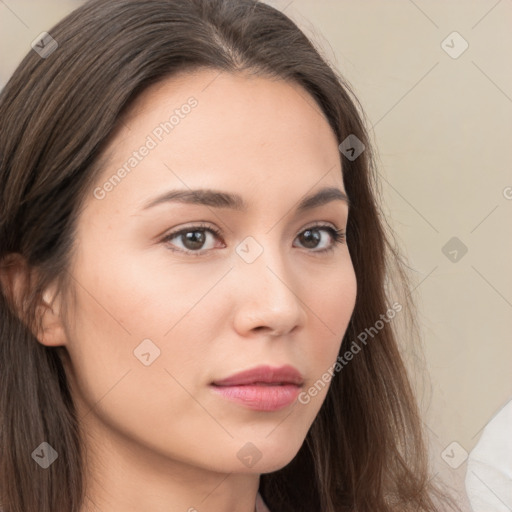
[1,1,511,509]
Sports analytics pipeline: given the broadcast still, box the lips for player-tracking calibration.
[210,365,304,412]
[211,365,304,387]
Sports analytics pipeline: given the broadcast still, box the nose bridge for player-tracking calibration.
[232,233,305,333]
[235,233,290,293]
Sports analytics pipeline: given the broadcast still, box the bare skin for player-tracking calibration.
[32,69,357,512]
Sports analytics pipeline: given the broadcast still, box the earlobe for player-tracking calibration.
[37,285,67,347]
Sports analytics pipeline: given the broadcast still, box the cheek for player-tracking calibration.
[63,254,214,382]
[62,246,231,445]
[299,263,357,405]
[62,272,225,466]
[309,261,357,352]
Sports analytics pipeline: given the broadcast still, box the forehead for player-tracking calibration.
[89,69,343,212]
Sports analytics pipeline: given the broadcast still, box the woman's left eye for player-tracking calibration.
[161,223,346,256]
[293,225,346,252]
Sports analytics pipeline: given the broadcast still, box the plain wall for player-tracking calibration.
[1,1,511,509]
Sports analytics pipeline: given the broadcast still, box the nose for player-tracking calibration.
[231,240,307,337]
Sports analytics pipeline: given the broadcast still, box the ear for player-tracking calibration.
[0,253,67,347]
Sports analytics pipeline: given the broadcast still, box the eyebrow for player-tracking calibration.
[141,185,350,213]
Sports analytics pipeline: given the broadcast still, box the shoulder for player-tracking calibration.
[465,400,512,511]
[469,399,512,465]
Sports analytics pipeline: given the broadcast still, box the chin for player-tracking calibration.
[224,430,307,475]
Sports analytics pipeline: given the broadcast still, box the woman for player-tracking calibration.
[0,0,459,511]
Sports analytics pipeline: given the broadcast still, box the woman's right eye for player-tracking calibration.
[161,224,224,256]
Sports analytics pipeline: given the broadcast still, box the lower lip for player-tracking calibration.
[210,384,301,411]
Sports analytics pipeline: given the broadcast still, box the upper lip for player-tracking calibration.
[211,365,304,386]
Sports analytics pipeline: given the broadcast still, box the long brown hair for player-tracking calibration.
[0,1,458,510]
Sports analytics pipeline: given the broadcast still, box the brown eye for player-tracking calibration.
[298,228,322,249]
[294,225,346,253]
[178,230,207,251]
[162,224,224,255]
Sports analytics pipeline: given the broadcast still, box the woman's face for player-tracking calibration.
[59,69,357,476]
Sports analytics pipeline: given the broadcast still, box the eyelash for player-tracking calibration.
[161,222,346,257]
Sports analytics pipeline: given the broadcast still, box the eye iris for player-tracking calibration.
[300,228,321,249]
[183,230,206,250]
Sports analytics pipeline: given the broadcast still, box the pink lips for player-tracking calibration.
[210,365,304,412]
